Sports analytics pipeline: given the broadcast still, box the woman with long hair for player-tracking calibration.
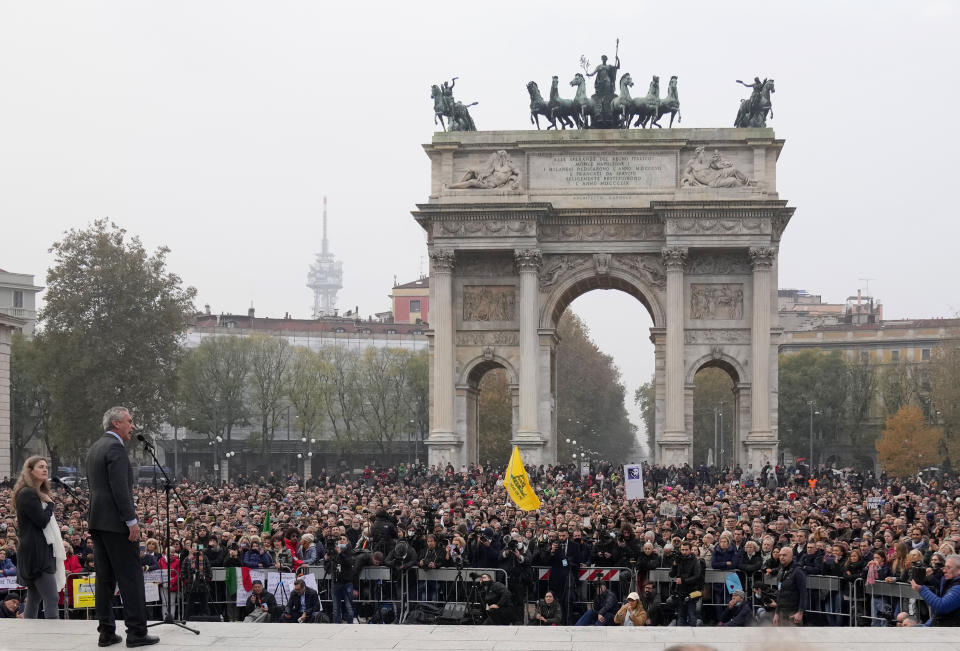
[12,456,65,618]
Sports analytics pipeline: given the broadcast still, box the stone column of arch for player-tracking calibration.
[427,250,456,457]
[746,246,777,465]
[661,246,688,464]
[515,248,543,446]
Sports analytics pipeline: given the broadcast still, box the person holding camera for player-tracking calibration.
[242,536,272,569]
[497,533,532,607]
[668,541,704,626]
[468,528,500,567]
[911,553,960,626]
[478,572,514,625]
[324,534,355,624]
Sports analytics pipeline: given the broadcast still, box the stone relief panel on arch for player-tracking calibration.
[462,286,517,322]
[613,254,666,291]
[538,254,592,290]
[434,220,535,238]
[690,283,744,320]
[455,331,520,347]
[684,329,751,345]
[685,251,751,276]
[539,221,664,242]
[456,251,516,276]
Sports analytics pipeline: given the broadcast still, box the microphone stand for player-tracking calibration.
[140,437,199,635]
[52,478,89,511]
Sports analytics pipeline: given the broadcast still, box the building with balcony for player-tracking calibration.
[0,269,43,338]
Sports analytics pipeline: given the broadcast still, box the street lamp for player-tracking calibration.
[208,435,223,484]
[224,450,236,481]
[410,419,418,465]
[299,436,315,489]
[808,401,820,471]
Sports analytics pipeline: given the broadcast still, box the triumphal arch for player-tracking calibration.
[412,128,793,469]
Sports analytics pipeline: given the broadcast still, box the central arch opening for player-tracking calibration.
[551,279,659,463]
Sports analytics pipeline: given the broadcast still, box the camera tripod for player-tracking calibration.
[443,567,484,624]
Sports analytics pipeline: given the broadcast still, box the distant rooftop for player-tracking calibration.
[393,277,429,290]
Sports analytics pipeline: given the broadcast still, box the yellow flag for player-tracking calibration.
[506,446,541,511]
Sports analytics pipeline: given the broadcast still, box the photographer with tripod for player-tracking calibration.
[323,534,356,624]
[182,546,212,620]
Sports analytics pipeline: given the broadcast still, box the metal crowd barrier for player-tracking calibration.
[528,565,635,624]
[353,566,399,622]
[406,567,508,623]
[853,578,927,627]
[801,575,851,626]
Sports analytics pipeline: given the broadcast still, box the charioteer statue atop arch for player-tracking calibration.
[414,61,793,470]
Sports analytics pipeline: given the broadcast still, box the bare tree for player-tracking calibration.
[249,334,292,463]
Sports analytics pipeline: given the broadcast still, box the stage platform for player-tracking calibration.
[0,620,956,651]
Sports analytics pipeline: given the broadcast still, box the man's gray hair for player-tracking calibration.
[947,554,960,568]
[102,406,130,432]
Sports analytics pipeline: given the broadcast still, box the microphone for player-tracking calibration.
[51,476,67,486]
[137,433,154,448]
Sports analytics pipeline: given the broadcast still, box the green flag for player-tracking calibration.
[262,506,271,534]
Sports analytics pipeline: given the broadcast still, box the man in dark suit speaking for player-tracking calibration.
[86,406,158,648]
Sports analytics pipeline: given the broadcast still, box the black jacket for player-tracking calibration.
[591,587,620,619]
[324,549,355,584]
[775,561,809,613]
[245,590,277,617]
[182,556,213,593]
[284,586,321,619]
[481,580,513,609]
[14,487,56,583]
[86,433,137,533]
[204,545,226,568]
[669,554,704,595]
[534,598,563,624]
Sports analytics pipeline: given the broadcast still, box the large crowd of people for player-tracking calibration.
[2,455,959,627]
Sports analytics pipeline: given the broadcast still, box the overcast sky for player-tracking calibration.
[3,1,958,437]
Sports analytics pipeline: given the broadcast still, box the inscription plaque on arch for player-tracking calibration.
[528,151,677,191]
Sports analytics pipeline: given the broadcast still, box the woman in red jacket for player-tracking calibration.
[60,542,83,614]
[159,545,181,619]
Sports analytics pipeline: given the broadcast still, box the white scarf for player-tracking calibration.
[42,502,66,591]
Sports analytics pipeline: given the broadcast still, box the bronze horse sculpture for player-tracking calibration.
[627,75,661,128]
[649,75,681,128]
[548,75,581,129]
[570,73,600,128]
[527,81,557,130]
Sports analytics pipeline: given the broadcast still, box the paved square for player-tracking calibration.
[1,621,958,651]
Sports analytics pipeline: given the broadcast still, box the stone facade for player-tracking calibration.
[414,128,794,469]
[0,314,26,479]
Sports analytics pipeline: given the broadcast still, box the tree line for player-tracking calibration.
[170,336,428,459]
[634,346,960,473]
[11,220,638,472]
